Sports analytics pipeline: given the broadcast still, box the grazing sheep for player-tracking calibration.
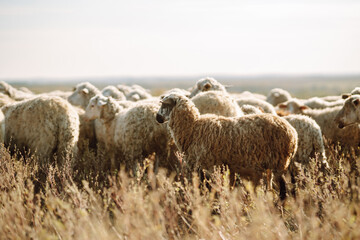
[68,82,101,109]
[266,88,292,106]
[303,97,344,109]
[277,99,360,148]
[267,88,343,109]
[236,97,277,114]
[156,93,298,200]
[283,115,329,178]
[0,81,33,101]
[334,95,360,129]
[2,96,79,166]
[189,77,227,97]
[191,91,243,117]
[101,86,127,101]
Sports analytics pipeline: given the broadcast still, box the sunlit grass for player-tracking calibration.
[0,142,359,240]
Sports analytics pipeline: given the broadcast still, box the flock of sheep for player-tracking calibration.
[0,78,359,200]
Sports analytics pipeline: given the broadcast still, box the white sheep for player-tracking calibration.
[334,95,360,129]
[277,99,360,149]
[156,93,298,200]
[283,115,329,177]
[189,77,227,97]
[84,95,178,173]
[68,82,101,109]
[267,87,343,109]
[266,88,292,107]
[191,91,243,117]
[101,86,127,101]
[236,97,277,115]
[2,96,79,166]
[0,81,33,101]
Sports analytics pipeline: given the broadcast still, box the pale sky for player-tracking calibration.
[0,0,359,79]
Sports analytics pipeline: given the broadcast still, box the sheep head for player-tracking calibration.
[276,99,307,115]
[156,93,181,123]
[68,82,100,109]
[335,95,360,129]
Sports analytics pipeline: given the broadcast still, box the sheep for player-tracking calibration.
[1,96,79,166]
[126,88,152,102]
[114,100,178,174]
[277,99,360,149]
[334,95,360,129]
[162,88,191,98]
[84,95,178,173]
[0,81,33,101]
[236,97,277,114]
[266,88,292,107]
[189,77,227,97]
[303,97,344,109]
[156,93,298,200]
[282,115,329,177]
[101,86,126,101]
[267,88,343,109]
[84,95,123,169]
[191,91,243,117]
[68,82,101,109]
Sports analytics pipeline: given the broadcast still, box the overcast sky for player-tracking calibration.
[0,0,359,79]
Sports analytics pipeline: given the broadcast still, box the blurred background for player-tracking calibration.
[0,0,359,96]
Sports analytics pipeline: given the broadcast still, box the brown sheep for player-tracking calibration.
[156,93,298,200]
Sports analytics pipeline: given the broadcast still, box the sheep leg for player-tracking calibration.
[275,173,288,200]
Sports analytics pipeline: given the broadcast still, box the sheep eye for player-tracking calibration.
[73,87,76,91]
[91,105,95,108]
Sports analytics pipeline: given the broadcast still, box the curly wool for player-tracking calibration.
[164,94,298,189]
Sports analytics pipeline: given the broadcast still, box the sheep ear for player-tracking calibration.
[342,94,351,99]
[97,98,107,106]
[81,88,89,95]
[278,104,287,109]
[203,83,211,91]
[353,98,360,106]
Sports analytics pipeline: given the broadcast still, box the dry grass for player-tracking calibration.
[0,143,360,240]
